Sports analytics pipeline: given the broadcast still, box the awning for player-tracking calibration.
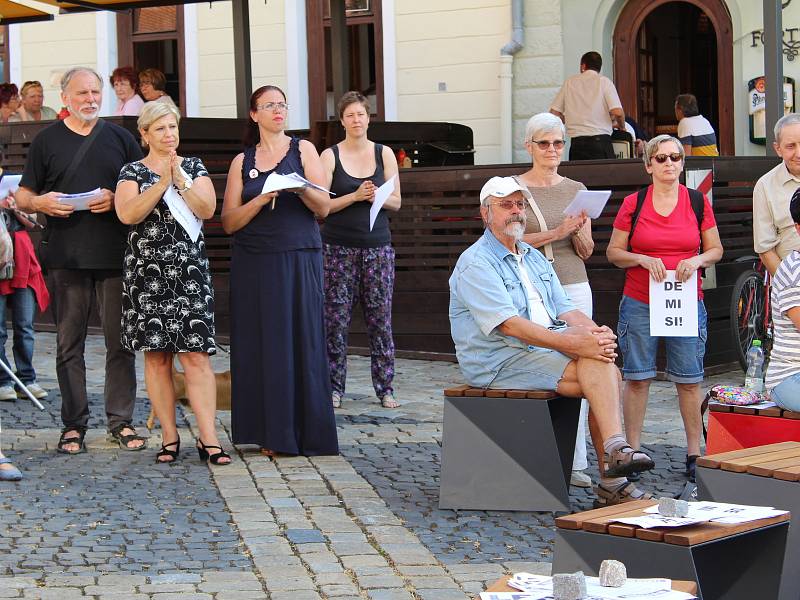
[0,0,54,24]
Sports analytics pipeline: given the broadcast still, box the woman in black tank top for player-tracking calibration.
[319,91,402,410]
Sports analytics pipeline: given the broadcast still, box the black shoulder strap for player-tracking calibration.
[627,187,649,251]
[58,119,106,192]
[374,143,384,168]
[687,187,705,234]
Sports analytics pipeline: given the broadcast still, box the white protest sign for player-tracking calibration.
[649,271,698,337]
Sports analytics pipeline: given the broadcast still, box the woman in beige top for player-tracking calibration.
[516,112,597,491]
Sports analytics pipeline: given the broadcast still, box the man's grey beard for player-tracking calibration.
[504,221,525,240]
[68,104,99,123]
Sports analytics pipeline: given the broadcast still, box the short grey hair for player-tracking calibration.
[643,134,684,165]
[60,67,102,93]
[775,113,800,143]
[524,112,565,143]
[138,100,181,132]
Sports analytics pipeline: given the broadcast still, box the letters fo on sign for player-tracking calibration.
[649,271,698,337]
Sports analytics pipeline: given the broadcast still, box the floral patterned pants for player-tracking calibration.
[323,243,395,398]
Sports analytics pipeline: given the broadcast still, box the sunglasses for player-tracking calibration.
[652,153,683,163]
[491,199,527,210]
[530,139,565,150]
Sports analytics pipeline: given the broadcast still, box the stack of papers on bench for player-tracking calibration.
[479,572,696,599]
[611,501,788,529]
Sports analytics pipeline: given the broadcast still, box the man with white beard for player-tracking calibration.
[16,67,144,455]
[448,176,655,506]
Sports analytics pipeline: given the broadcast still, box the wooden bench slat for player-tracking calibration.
[464,388,486,397]
[773,464,800,481]
[709,403,734,413]
[758,407,784,417]
[526,390,558,399]
[720,447,800,472]
[661,513,790,546]
[696,441,800,469]
[443,384,470,397]
[783,411,800,420]
[607,523,639,537]
[554,499,655,530]
[506,390,528,399]
[747,456,800,477]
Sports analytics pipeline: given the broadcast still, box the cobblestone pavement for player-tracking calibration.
[0,332,740,598]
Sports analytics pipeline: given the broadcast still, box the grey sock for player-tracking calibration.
[603,433,628,456]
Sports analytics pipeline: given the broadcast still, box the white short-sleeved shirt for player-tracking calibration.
[550,70,622,138]
[767,250,800,390]
[753,161,800,258]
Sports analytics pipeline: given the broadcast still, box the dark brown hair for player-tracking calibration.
[111,66,138,91]
[138,68,167,91]
[0,83,18,107]
[337,91,369,119]
[243,85,287,147]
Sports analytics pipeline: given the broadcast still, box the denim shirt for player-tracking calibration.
[448,229,576,387]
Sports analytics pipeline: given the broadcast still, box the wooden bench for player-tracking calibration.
[438,385,580,512]
[552,499,789,599]
[706,402,800,454]
[697,442,800,600]
[480,575,698,597]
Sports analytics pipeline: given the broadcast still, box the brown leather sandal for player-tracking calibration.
[593,481,654,509]
[604,445,655,477]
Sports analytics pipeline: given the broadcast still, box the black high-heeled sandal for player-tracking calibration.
[155,439,180,464]
[196,439,231,465]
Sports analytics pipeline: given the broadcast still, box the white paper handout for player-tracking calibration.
[649,271,698,337]
[369,175,396,231]
[261,171,332,195]
[563,189,612,219]
[0,174,22,200]
[162,166,202,243]
[643,501,788,525]
[58,188,101,211]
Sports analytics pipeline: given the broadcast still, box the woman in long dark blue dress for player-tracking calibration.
[221,85,338,457]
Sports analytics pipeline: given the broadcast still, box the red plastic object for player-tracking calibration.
[706,411,800,454]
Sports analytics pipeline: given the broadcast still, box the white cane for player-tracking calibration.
[0,359,44,410]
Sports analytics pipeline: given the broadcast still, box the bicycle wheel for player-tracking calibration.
[730,269,768,371]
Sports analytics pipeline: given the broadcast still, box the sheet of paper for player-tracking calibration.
[58,188,101,211]
[563,189,612,219]
[643,500,787,525]
[649,271,698,337]
[162,167,202,243]
[612,514,707,529]
[486,573,696,600]
[369,175,396,231]
[261,171,332,195]
[708,399,777,410]
[0,174,21,199]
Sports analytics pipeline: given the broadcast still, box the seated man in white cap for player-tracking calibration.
[448,176,655,506]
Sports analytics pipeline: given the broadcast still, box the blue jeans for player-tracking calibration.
[770,374,800,412]
[0,287,36,387]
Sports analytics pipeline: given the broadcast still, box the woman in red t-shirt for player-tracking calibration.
[606,135,722,485]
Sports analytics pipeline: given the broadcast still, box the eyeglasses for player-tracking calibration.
[490,199,526,210]
[257,102,289,112]
[652,153,683,163]
[530,139,565,150]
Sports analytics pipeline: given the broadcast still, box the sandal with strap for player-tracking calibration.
[197,439,231,465]
[57,427,87,455]
[108,423,147,451]
[380,393,399,409]
[332,391,342,409]
[593,481,654,509]
[155,439,180,464]
[604,445,655,477]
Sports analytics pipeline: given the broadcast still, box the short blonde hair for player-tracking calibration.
[138,101,180,132]
[524,112,565,143]
[643,134,684,165]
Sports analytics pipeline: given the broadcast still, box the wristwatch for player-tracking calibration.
[177,178,193,193]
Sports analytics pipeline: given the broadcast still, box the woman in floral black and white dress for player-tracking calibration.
[115,101,230,465]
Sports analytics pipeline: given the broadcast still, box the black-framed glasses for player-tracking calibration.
[491,199,526,210]
[652,153,683,163]
[530,139,565,150]
[257,102,289,112]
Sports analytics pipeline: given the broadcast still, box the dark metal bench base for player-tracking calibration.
[697,467,799,600]
[553,524,787,600]
[438,394,579,512]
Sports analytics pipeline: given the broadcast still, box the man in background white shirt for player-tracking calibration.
[550,52,625,161]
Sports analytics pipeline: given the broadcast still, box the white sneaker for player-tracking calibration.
[0,385,16,401]
[18,383,47,399]
[570,470,592,488]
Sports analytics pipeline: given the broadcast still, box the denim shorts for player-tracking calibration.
[770,373,800,412]
[490,346,573,391]
[617,295,707,384]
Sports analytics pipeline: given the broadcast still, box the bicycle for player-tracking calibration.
[729,258,772,371]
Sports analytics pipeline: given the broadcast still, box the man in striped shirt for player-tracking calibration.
[675,94,718,156]
[766,188,800,411]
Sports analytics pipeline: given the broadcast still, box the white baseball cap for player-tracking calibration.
[479,176,527,204]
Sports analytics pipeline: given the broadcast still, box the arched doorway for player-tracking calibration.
[613,0,733,155]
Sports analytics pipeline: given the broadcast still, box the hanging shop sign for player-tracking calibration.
[748,75,796,145]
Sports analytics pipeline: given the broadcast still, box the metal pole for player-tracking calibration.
[232,0,253,118]
[764,0,784,148]
[0,360,44,410]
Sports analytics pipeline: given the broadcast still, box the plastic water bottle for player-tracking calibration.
[744,340,765,393]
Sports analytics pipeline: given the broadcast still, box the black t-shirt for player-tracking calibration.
[20,119,143,270]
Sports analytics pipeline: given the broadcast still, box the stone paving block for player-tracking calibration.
[367,590,415,600]
[320,583,360,596]
[261,575,316,591]
[268,592,322,600]
[313,573,352,586]
[414,589,471,600]
[198,580,265,592]
[356,575,406,589]
[285,529,326,544]
[405,576,460,589]
[340,555,391,569]
[214,592,269,600]
[148,595,213,600]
